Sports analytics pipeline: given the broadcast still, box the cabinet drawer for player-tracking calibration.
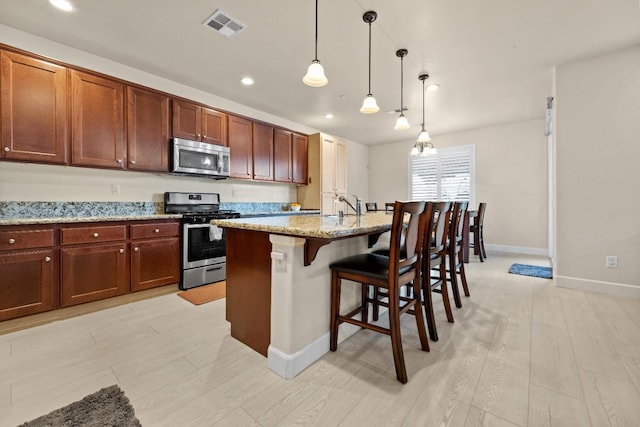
[60,225,127,245]
[130,222,180,240]
[0,228,54,251]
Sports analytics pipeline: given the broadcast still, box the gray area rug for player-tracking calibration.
[17,385,141,427]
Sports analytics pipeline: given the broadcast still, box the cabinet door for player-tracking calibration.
[292,133,308,185]
[1,50,68,164]
[321,192,339,215]
[273,128,292,183]
[252,122,274,181]
[0,249,55,321]
[71,70,125,169]
[335,139,348,194]
[131,237,179,292]
[227,114,253,179]
[202,108,227,146]
[172,99,201,141]
[60,243,128,307]
[126,86,170,172]
[321,136,336,192]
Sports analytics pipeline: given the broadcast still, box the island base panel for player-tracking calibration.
[225,228,272,356]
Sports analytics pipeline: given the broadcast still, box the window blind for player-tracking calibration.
[409,145,475,202]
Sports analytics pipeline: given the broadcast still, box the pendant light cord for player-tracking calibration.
[400,55,404,113]
[314,0,318,60]
[421,77,426,130]
[367,21,372,95]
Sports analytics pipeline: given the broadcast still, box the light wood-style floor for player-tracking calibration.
[2,253,640,426]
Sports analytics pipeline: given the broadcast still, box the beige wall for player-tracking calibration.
[555,44,640,296]
[369,119,549,254]
[0,24,368,205]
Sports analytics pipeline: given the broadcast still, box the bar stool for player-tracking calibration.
[447,201,470,308]
[470,202,487,262]
[329,200,430,384]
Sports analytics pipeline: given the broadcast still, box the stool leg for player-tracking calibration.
[412,278,430,352]
[422,263,439,342]
[440,262,454,323]
[372,287,379,321]
[330,271,341,351]
[458,247,470,297]
[361,283,369,324]
[449,250,462,308]
[388,288,408,384]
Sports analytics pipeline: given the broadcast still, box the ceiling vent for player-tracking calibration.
[203,9,247,39]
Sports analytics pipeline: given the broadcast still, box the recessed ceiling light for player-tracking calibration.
[324,113,334,119]
[49,0,73,11]
[426,84,440,92]
[241,77,254,86]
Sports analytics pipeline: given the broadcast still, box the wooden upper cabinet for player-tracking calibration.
[126,86,170,172]
[71,70,125,169]
[0,50,68,164]
[172,99,227,146]
[202,107,227,146]
[252,122,274,181]
[292,133,308,185]
[274,128,292,183]
[227,114,253,179]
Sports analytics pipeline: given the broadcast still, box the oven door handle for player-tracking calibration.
[206,266,223,272]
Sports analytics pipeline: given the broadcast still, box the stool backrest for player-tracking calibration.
[432,201,452,252]
[477,202,487,227]
[389,200,428,277]
[451,201,469,244]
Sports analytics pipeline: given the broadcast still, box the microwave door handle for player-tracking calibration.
[218,155,224,173]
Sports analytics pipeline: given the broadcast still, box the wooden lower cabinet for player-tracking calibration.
[60,242,129,307]
[0,249,56,321]
[130,220,180,292]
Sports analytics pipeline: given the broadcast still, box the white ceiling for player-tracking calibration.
[1,0,639,145]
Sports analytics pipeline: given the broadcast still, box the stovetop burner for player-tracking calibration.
[164,192,240,223]
[182,210,241,224]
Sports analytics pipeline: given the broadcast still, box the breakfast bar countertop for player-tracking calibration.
[212,211,394,239]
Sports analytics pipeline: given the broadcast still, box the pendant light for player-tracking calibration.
[394,49,410,130]
[360,11,379,114]
[303,0,328,87]
[411,73,437,156]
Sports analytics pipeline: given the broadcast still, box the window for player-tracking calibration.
[409,144,475,203]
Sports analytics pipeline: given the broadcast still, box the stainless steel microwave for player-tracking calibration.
[171,138,230,179]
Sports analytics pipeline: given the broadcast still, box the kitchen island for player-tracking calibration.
[211,212,394,378]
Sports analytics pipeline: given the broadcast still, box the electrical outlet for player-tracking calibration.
[111,184,120,195]
[231,189,237,198]
[606,256,618,268]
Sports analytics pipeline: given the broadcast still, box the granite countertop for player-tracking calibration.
[211,211,394,239]
[0,214,183,226]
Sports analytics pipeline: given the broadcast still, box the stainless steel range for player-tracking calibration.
[164,192,240,290]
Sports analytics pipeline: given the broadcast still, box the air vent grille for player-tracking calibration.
[203,9,247,39]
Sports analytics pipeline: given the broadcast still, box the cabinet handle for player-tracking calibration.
[154,228,160,233]
[134,247,139,252]
[8,238,16,244]
[93,233,99,238]
[3,147,9,152]
[45,256,51,262]
[119,248,125,254]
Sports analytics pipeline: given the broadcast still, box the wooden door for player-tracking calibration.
[60,242,128,307]
[126,86,170,172]
[71,70,125,169]
[201,108,227,146]
[335,139,348,194]
[130,237,179,291]
[0,249,56,321]
[227,114,253,179]
[252,122,274,181]
[1,50,68,164]
[273,128,292,182]
[292,133,308,185]
[171,99,201,141]
[321,136,336,193]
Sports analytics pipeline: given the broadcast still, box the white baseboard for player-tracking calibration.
[267,322,360,379]
[485,243,548,257]
[556,275,640,298]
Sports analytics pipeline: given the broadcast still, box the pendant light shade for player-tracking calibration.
[394,49,410,130]
[303,0,328,87]
[411,73,437,156]
[360,11,379,114]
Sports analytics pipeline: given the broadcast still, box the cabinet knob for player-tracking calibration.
[8,238,15,245]
[154,228,160,233]
[119,248,125,254]
[131,160,136,164]
[45,256,51,262]
[197,134,201,139]
[3,147,9,152]
[93,233,99,238]
[134,247,139,252]
[117,159,122,163]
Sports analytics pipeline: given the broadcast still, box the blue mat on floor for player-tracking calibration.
[508,263,553,279]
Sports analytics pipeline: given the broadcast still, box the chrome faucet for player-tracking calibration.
[338,194,363,216]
